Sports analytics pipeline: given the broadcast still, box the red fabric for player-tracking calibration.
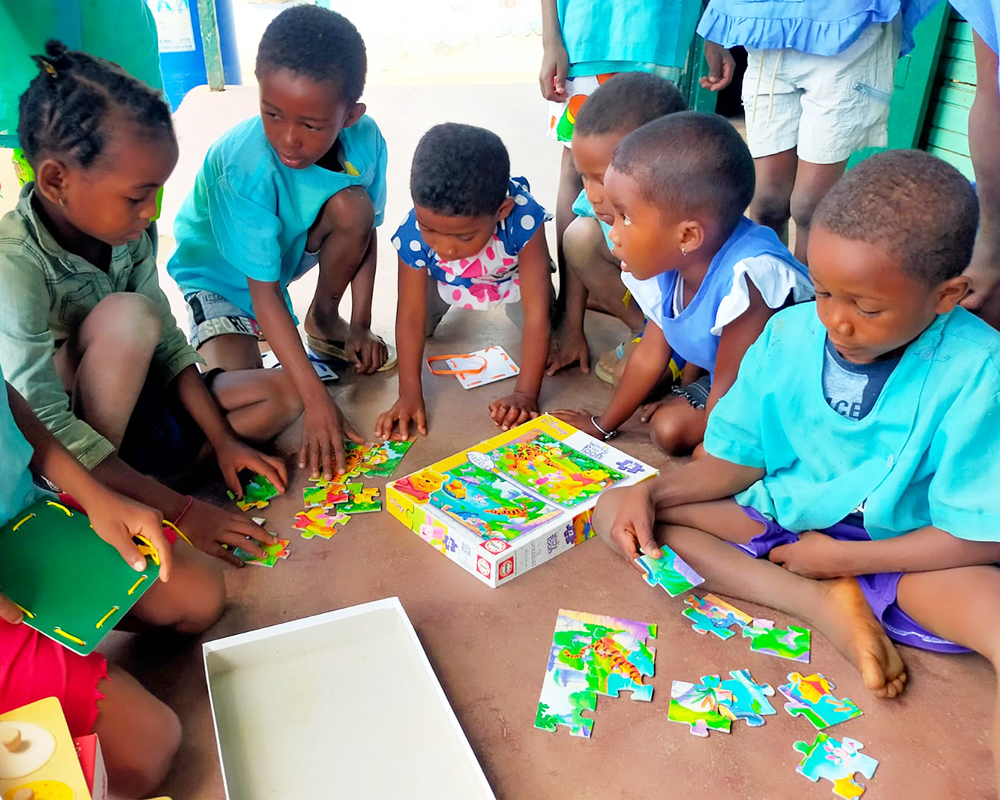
[0,622,108,737]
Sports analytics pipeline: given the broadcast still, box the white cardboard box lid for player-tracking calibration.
[203,598,495,799]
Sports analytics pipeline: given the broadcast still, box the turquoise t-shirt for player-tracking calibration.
[168,114,388,318]
[705,303,1000,542]
[0,367,45,528]
[571,190,614,252]
[558,0,701,75]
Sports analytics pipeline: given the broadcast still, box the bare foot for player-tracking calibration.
[816,577,908,699]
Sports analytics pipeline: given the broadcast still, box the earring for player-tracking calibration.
[58,197,66,207]
[680,245,687,256]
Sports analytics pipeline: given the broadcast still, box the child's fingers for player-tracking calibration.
[319,436,334,480]
[416,408,427,436]
[110,524,149,573]
[298,433,309,471]
[0,592,23,625]
[252,456,287,495]
[398,414,410,441]
[146,523,173,583]
[216,545,245,568]
[343,421,365,445]
[331,436,346,476]
[262,453,289,491]
[221,464,243,499]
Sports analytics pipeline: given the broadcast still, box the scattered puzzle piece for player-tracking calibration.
[779,672,862,729]
[293,508,351,540]
[682,593,754,639]
[535,609,656,738]
[793,733,878,799]
[615,459,645,475]
[634,546,704,597]
[227,473,279,511]
[338,440,414,479]
[340,485,381,514]
[234,537,291,567]
[303,482,348,508]
[701,669,776,727]
[743,618,811,662]
[667,679,733,737]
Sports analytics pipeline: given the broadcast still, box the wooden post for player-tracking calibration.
[197,0,225,91]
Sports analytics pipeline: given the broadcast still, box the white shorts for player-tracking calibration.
[741,17,901,164]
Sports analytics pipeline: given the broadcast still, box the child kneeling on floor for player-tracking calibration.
[376,123,553,439]
[0,367,226,797]
[0,41,295,566]
[168,6,388,478]
[595,151,1000,781]
[555,111,813,454]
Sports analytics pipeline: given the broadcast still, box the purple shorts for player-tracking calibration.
[736,506,968,654]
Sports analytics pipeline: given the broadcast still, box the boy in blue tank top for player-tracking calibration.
[594,150,1000,787]
[555,112,813,455]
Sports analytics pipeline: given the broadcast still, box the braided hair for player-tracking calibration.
[17,39,174,170]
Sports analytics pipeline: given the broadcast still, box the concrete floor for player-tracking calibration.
[99,83,996,798]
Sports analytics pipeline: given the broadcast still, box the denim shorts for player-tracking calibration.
[184,290,263,350]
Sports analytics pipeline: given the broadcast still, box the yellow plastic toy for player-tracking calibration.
[0,698,91,800]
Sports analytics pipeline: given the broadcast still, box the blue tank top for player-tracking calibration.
[656,218,808,379]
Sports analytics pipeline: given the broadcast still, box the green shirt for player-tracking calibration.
[0,184,202,469]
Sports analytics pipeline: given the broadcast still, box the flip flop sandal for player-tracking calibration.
[594,342,627,384]
[306,334,398,372]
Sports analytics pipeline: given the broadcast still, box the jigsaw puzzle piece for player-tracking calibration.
[340,485,382,514]
[701,669,776,727]
[793,733,878,798]
[228,473,280,511]
[667,680,733,737]
[535,610,657,737]
[682,594,753,639]
[303,482,348,508]
[293,508,350,540]
[779,672,862,729]
[742,618,811,662]
[634,546,705,597]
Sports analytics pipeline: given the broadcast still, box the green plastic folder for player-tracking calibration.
[0,497,161,655]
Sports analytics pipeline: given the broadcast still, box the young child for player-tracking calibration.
[547,72,688,379]
[0,41,296,566]
[167,6,388,478]
[555,112,813,455]
[594,151,1000,781]
[375,124,552,439]
[539,0,702,325]
[0,368,226,797]
[696,0,927,262]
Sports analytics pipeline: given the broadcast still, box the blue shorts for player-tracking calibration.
[736,506,969,654]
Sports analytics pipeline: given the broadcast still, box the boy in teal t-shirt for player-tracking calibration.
[167,6,389,479]
[594,151,1000,774]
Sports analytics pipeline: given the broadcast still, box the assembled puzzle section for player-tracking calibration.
[794,733,878,799]
[386,415,658,587]
[0,697,92,800]
[0,498,162,656]
[779,673,862,729]
[535,610,656,738]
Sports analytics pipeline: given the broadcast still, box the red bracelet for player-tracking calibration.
[173,495,194,526]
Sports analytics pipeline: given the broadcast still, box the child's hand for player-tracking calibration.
[546,331,590,376]
[552,408,606,439]
[214,436,288,501]
[0,590,23,625]
[489,392,538,431]
[87,490,174,583]
[639,399,668,423]
[539,42,569,101]
[375,395,427,441]
[184,497,278,567]
[607,484,659,573]
[769,531,851,579]
[700,41,736,91]
[300,396,365,479]
[346,328,389,375]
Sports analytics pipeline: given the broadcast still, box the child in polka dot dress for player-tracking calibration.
[376,124,553,439]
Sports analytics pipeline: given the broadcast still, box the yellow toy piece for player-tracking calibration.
[0,698,91,800]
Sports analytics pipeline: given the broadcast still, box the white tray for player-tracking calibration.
[203,598,495,799]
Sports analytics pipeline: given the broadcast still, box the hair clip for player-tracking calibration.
[41,59,58,78]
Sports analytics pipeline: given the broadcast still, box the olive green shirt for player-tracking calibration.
[0,184,202,468]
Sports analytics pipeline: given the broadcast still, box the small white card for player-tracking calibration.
[261,350,338,382]
[439,345,520,389]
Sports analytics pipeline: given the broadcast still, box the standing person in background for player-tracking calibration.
[951,0,1000,328]
[696,0,939,263]
[538,0,702,374]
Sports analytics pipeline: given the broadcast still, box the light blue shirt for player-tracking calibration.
[0,366,45,528]
[168,115,388,318]
[705,303,1000,542]
[697,0,940,57]
[951,0,1000,83]
[571,190,614,252]
[558,0,701,73]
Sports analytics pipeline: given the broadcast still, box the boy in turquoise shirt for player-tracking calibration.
[595,150,1000,781]
[167,6,389,478]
